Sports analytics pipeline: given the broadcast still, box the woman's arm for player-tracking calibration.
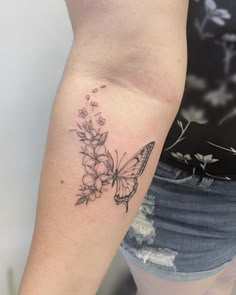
[19,1,189,294]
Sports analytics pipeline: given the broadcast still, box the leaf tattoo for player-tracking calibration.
[70,86,155,212]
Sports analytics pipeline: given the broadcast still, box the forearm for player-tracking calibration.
[19,60,183,295]
[19,2,188,294]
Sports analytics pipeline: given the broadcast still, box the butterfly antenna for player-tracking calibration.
[115,150,118,169]
[118,152,127,171]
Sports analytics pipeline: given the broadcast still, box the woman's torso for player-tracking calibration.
[160,0,236,181]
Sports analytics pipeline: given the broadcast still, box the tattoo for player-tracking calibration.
[70,85,155,212]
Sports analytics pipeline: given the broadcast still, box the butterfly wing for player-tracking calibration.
[113,141,155,212]
[114,177,138,212]
[118,141,155,178]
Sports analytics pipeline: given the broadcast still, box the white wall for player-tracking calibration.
[0,1,72,293]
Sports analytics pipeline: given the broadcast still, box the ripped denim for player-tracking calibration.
[120,160,236,281]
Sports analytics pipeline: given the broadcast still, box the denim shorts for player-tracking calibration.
[120,160,236,281]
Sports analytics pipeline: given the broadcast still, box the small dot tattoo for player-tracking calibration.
[94,112,102,117]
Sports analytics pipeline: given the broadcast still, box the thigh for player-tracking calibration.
[205,257,236,295]
[125,258,227,295]
[216,257,236,281]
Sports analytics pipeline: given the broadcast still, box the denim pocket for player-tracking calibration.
[153,160,195,184]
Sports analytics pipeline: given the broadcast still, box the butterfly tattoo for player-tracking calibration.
[70,85,155,212]
[107,142,155,212]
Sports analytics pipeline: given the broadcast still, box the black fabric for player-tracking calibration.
[160,0,236,181]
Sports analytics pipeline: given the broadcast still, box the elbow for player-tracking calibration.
[67,42,187,108]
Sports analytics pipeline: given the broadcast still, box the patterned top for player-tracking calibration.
[160,0,236,181]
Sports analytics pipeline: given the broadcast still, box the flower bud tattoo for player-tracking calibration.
[70,85,155,212]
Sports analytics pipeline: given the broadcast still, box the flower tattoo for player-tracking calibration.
[70,85,155,212]
[97,116,106,126]
[78,107,88,118]
[90,101,98,111]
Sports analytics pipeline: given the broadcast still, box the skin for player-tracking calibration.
[127,258,236,295]
[19,1,235,294]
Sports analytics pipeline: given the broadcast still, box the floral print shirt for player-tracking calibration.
[160,0,236,181]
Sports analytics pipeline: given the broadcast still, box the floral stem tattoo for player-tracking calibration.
[70,85,155,213]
